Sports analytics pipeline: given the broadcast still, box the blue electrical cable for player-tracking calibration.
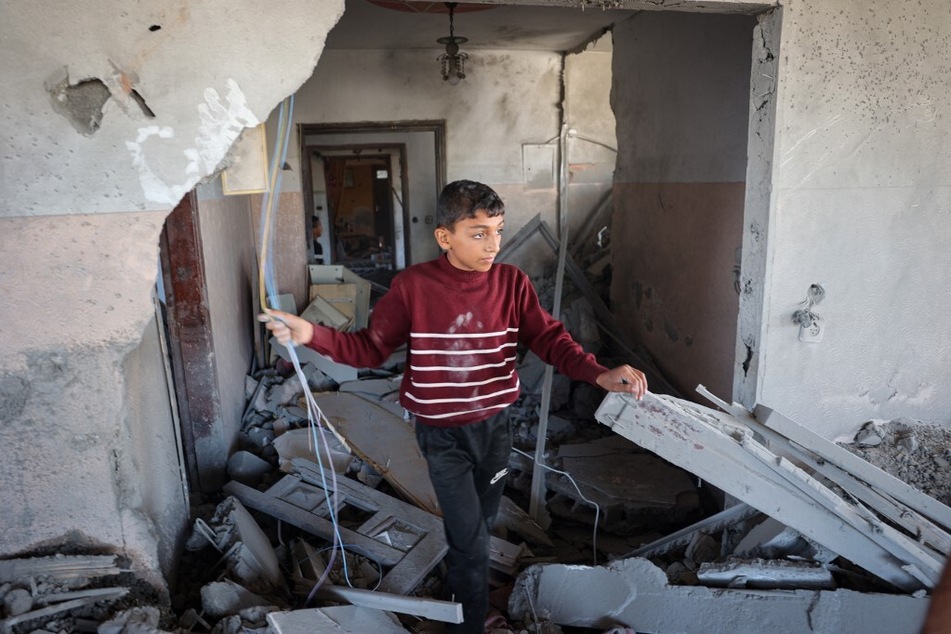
[257,95,353,596]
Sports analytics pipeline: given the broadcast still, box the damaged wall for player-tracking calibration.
[611,12,756,399]
[267,45,608,280]
[749,0,951,438]
[0,0,343,584]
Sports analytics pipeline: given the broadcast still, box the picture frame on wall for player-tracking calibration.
[222,123,269,195]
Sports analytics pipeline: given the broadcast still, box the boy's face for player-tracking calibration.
[434,209,504,273]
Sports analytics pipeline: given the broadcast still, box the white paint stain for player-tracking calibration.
[126,79,259,204]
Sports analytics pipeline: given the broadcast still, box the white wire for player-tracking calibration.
[257,96,353,600]
[512,446,602,565]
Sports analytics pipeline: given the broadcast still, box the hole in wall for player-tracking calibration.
[48,77,111,136]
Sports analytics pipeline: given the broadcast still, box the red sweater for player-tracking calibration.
[307,254,608,427]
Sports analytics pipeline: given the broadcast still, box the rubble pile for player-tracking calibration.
[840,417,951,507]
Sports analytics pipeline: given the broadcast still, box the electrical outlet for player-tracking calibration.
[799,316,825,343]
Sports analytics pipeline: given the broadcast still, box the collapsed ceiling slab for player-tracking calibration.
[594,391,948,592]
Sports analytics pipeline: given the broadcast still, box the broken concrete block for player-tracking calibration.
[272,427,352,474]
[200,580,270,619]
[510,557,929,633]
[97,605,162,634]
[854,421,884,447]
[227,451,273,487]
[264,375,304,413]
[3,587,31,616]
[683,532,718,569]
[189,497,283,594]
[697,558,835,590]
[301,363,336,392]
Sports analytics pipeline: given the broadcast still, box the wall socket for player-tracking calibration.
[799,316,825,343]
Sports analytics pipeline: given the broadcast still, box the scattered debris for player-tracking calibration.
[594,390,950,593]
[510,557,930,633]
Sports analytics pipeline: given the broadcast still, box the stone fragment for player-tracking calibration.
[3,587,32,616]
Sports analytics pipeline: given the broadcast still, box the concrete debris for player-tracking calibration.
[0,587,128,632]
[97,606,164,634]
[272,427,353,474]
[696,558,835,590]
[2,587,31,616]
[312,584,463,624]
[226,450,273,487]
[185,497,283,594]
[841,416,951,509]
[510,557,929,633]
[596,391,943,592]
[200,579,272,619]
[211,605,278,634]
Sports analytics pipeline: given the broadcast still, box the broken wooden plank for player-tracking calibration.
[314,585,463,624]
[314,392,439,515]
[594,392,926,591]
[755,404,951,532]
[697,386,951,557]
[509,558,929,633]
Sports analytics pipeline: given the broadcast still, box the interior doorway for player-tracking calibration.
[319,152,397,272]
[299,122,446,271]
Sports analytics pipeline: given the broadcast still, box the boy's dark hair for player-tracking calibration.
[436,180,505,229]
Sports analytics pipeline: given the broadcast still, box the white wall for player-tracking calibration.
[0,0,343,586]
[285,48,565,272]
[756,0,951,438]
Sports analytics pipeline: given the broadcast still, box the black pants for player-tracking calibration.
[415,410,512,634]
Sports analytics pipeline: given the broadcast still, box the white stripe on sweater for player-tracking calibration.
[404,382,521,405]
[410,356,517,372]
[410,327,518,339]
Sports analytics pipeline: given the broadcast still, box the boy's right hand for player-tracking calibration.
[257,309,314,348]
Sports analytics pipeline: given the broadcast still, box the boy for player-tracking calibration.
[262,180,647,632]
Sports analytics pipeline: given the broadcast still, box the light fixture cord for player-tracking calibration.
[447,2,456,38]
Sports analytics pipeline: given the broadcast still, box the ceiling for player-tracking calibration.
[325,0,634,52]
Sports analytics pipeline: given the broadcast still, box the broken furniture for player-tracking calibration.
[223,457,448,596]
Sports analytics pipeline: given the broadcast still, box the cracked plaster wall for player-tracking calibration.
[758,0,951,438]
[0,0,343,583]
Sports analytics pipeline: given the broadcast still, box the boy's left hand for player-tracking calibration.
[596,365,648,399]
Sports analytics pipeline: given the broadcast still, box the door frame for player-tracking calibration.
[299,121,447,269]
